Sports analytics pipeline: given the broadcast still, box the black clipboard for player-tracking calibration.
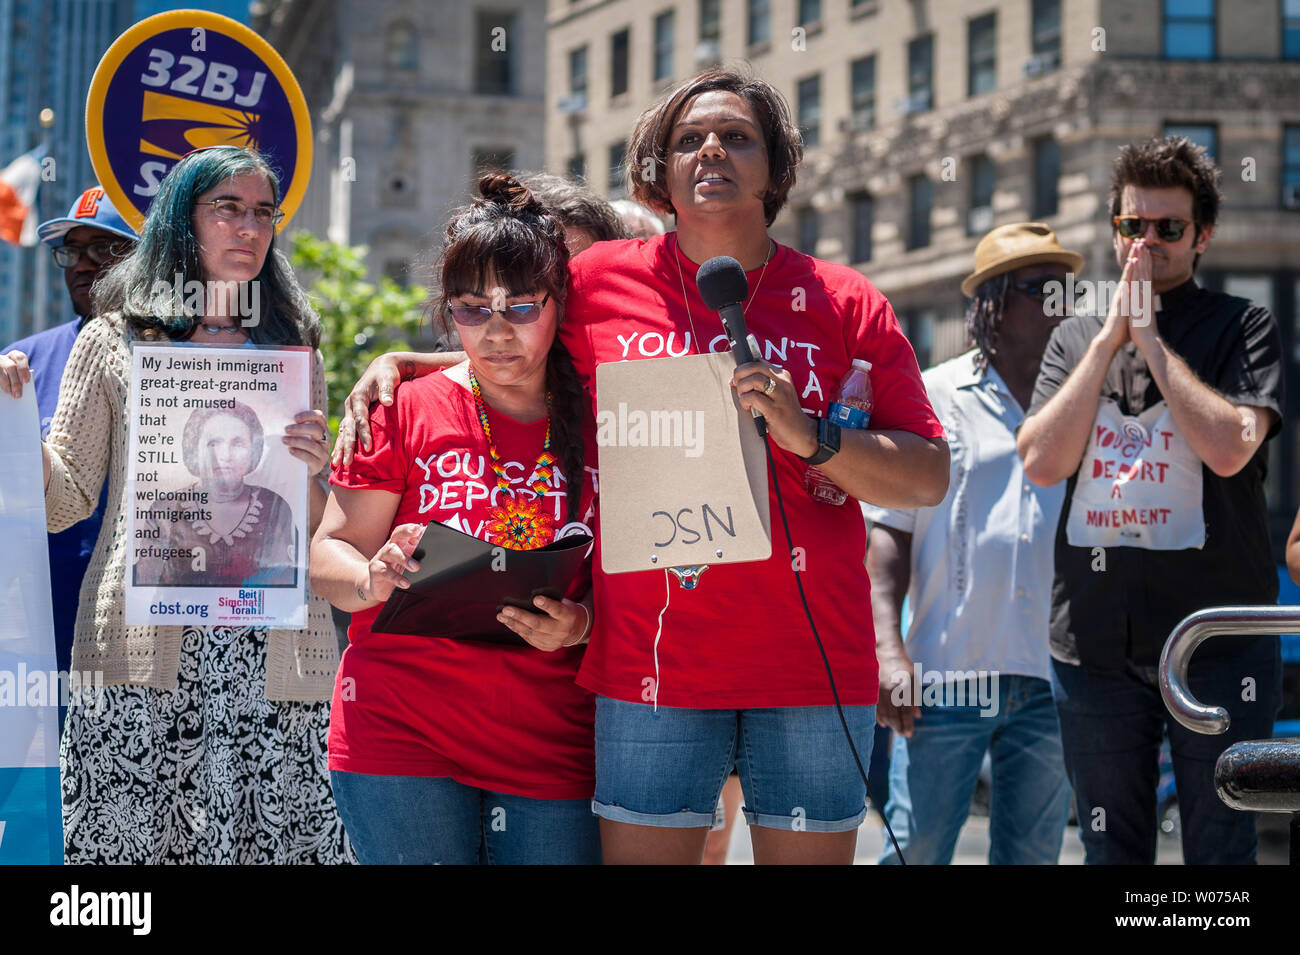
[370,520,593,645]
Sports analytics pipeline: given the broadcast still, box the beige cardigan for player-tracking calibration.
[44,313,340,701]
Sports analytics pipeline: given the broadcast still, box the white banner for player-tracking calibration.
[0,388,62,863]
[124,343,311,627]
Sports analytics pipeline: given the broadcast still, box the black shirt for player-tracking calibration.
[1027,278,1285,672]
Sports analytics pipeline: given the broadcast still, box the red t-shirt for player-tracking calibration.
[328,371,598,799]
[562,234,943,709]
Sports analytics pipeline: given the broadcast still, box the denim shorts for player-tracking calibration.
[593,696,875,833]
[331,771,601,865]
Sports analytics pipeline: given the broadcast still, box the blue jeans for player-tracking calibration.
[331,771,601,865]
[880,674,1070,865]
[1051,636,1282,865]
[594,697,876,833]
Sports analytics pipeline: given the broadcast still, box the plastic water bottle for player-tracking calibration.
[805,359,873,506]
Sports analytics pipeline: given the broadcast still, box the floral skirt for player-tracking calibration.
[60,625,353,864]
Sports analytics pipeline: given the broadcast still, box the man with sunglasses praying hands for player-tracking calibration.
[1,187,136,723]
[1017,136,1284,864]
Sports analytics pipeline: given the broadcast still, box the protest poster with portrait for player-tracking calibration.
[123,343,312,628]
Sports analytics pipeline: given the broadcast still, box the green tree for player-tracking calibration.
[288,231,432,432]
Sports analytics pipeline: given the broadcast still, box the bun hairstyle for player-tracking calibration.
[435,173,586,524]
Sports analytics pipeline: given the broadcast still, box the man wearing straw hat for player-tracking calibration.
[864,222,1082,864]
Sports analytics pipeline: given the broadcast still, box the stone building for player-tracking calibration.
[546,0,1300,545]
[253,0,547,287]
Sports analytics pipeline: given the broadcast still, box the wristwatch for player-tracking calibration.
[799,417,841,466]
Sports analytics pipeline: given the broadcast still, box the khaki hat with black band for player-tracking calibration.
[961,222,1084,297]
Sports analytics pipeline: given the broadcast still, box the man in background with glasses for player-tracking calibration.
[1,186,136,725]
[1018,137,1284,864]
[865,222,1080,864]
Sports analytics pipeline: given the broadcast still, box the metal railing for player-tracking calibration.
[1159,605,1300,735]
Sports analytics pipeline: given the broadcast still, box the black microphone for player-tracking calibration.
[697,255,766,436]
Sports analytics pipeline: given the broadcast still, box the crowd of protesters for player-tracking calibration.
[0,64,1287,866]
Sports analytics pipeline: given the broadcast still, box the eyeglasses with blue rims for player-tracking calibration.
[52,239,132,269]
[446,293,551,326]
[1112,215,1191,242]
[197,198,285,227]
[1010,276,1084,303]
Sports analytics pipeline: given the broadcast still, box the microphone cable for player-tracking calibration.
[763,436,907,865]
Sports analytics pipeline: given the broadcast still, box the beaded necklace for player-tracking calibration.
[468,365,557,549]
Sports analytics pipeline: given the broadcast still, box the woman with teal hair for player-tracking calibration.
[0,145,351,863]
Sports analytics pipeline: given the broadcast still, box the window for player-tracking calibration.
[654,11,674,82]
[1032,0,1061,62]
[908,35,934,112]
[697,0,721,62]
[472,147,515,177]
[797,207,818,254]
[608,141,628,197]
[385,21,418,71]
[1032,136,1060,218]
[908,174,933,250]
[850,192,874,262]
[968,154,996,236]
[850,55,876,130]
[1164,0,1215,60]
[748,0,771,47]
[797,74,821,148]
[567,154,586,181]
[904,310,935,369]
[1287,0,1300,59]
[569,45,588,101]
[1284,125,1300,206]
[611,28,630,98]
[474,12,516,94]
[1163,122,1218,162]
[699,0,720,43]
[968,13,997,97]
[798,0,821,25]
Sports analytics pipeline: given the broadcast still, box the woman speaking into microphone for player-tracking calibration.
[336,68,948,864]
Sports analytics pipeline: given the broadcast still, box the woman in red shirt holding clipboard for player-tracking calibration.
[336,69,948,865]
[309,175,599,864]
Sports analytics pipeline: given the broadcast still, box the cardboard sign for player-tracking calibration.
[0,390,63,863]
[596,352,771,573]
[1065,398,1206,550]
[85,10,312,233]
[124,343,312,627]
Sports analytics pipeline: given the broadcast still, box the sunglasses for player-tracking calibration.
[1010,277,1083,303]
[446,293,551,327]
[1112,215,1192,242]
[52,239,131,269]
[197,198,285,227]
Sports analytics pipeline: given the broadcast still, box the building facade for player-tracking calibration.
[253,0,547,288]
[546,0,1300,550]
[0,0,142,344]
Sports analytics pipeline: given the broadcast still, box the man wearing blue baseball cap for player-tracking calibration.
[2,186,137,721]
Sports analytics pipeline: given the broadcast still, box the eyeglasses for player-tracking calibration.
[52,239,131,269]
[1010,277,1083,303]
[446,293,551,326]
[197,199,285,227]
[1112,215,1192,242]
